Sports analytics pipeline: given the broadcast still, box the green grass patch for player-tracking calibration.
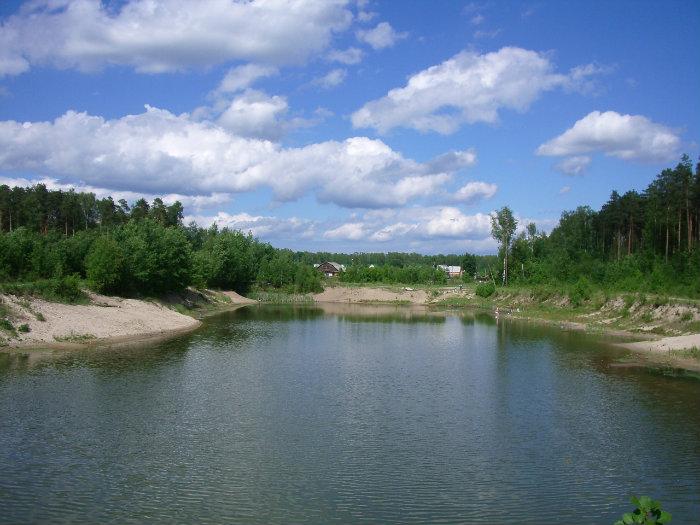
[53,332,97,343]
[249,290,314,304]
[0,276,88,304]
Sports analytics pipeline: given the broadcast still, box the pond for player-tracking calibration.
[1,304,699,524]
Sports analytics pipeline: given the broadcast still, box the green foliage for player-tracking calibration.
[613,496,671,525]
[0,317,14,333]
[18,323,30,333]
[475,282,496,298]
[340,264,447,285]
[568,276,592,307]
[38,275,87,304]
[86,236,124,293]
[115,220,192,295]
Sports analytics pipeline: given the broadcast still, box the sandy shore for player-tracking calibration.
[313,285,431,304]
[1,292,201,349]
[618,334,700,353]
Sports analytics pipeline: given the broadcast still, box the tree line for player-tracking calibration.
[0,185,322,297]
[490,155,700,297]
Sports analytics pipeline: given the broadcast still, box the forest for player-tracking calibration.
[490,154,700,298]
[0,155,699,300]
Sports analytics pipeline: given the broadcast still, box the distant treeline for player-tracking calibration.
[1,154,699,298]
[492,155,700,297]
[0,186,322,296]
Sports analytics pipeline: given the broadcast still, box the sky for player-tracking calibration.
[0,0,698,254]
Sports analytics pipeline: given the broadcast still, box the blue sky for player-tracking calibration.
[0,0,698,254]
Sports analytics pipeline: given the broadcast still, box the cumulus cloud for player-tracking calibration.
[351,46,602,134]
[553,155,591,175]
[453,181,497,203]
[334,206,493,244]
[216,89,289,139]
[0,106,474,209]
[186,211,316,238]
[537,110,681,162]
[356,22,407,49]
[312,68,347,89]
[327,47,364,65]
[0,0,353,76]
[214,64,278,94]
[323,222,367,240]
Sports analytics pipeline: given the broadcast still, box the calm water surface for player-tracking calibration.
[1,304,699,524]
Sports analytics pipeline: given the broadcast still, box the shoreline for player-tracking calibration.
[3,284,699,374]
[0,289,253,354]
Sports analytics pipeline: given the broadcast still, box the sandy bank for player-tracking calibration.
[1,292,201,349]
[220,290,257,304]
[313,285,430,304]
[618,334,700,353]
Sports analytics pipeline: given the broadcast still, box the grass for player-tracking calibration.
[670,347,700,360]
[0,277,88,305]
[0,317,15,334]
[249,290,314,304]
[53,332,97,343]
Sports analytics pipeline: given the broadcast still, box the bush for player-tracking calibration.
[568,276,592,307]
[86,236,125,293]
[18,324,30,333]
[475,282,496,298]
[39,275,87,304]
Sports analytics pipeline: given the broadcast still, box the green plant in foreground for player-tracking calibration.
[18,323,30,333]
[475,282,496,298]
[614,496,671,525]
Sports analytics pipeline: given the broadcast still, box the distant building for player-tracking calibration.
[315,261,345,277]
[437,264,463,278]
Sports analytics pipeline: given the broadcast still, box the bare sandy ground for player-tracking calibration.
[618,334,700,353]
[220,290,257,304]
[313,285,430,304]
[2,293,201,348]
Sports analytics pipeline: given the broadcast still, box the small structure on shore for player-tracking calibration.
[315,261,346,277]
[436,264,463,278]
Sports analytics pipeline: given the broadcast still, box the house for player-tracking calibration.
[437,264,463,278]
[315,261,346,277]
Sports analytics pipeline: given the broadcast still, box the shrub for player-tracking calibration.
[86,236,125,293]
[568,276,592,307]
[18,324,30,333]
[40,275,86,304]
[614,495,671,525]
[475,282,496,298]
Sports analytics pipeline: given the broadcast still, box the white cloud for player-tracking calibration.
[537,111,681,162]
[312,68,347,89]
[340,206,493,243]
[214,64,278,94]
[559,185,571,194]
[357,10,377,22]
[453,181,497,203]
[323,222,367,240]
[186,211,315,238]
[0,106,474,209]
[0,0,353,76]
[216,89,289,139]
[356,22,407,50]
[553,155,591,175]
[351,46,602,134]
[470,14,485,25]
[327,47,364,65]
[474,28,501,39]
[426,149,478,173]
